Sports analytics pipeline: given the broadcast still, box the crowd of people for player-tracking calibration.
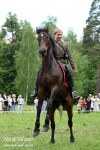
[0,92,24,114]
[77,93,100,113]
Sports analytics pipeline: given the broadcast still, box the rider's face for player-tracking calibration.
[54,32,63,42]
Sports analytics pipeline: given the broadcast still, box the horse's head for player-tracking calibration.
[36,27,52,57]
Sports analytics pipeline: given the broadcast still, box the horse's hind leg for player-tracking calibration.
[66,104,75,143]
[33,100,42,136]
[41,108,49,132]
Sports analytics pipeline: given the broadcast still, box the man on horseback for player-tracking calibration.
[31,28,78,98]
[54,28,78,98]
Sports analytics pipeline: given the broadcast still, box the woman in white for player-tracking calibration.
[17,95,24,114]
[91,95,94,111]
[8,95,12,111]
[0,94,4,111]
[94,95,99,111]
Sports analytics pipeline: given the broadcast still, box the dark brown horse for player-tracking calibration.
[33,27,74,143]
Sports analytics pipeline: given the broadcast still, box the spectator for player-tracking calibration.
[8,95,12,111]
[34,97,38,114]
[94,95,99,111]
[86,96,91,113]
[42,100,47,114]
[98,93,100,110]
[0,94,4,111]
[17,95,24,114]
[82,99,87,113]
[3,92,8,111]
[12,94,16,111]
[78,96,83,112]
[91,95,94,111]
[77,103,81,114]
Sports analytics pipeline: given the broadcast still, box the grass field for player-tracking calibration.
[0,105,100,150]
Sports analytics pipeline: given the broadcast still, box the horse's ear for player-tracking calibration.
[36,27,39,34]
[47,26,49,33]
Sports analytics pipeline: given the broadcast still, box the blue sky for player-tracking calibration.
[0,0,93,40]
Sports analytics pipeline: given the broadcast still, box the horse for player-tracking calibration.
[33,27,75,143]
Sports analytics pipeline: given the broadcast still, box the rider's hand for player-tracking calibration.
[73,68,77,74]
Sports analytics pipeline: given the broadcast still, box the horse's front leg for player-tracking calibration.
[41,108,49,132]
[49,104,56,143]
[33,100,43,136]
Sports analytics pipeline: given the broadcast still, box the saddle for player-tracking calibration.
[59,63,69,87]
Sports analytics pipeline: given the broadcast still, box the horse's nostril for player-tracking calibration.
[39,50,47,56]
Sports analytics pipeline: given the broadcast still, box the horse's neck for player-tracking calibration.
[42,49,57,71]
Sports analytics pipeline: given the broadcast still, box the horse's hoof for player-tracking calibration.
[41,127,49,132]
[70,136,75,143]
[33,131,40,136]
[50,140,55,144]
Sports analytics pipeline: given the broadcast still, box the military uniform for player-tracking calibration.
[55,40,77,70]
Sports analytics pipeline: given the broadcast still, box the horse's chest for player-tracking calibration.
[39,74,57,86]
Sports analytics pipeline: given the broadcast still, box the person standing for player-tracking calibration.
[34,97,38,114]
[42,100,47,114]
[94,95,99,111]
[91,95,94,111]
[17,95,24,114]
[98,93,100,110]
[8,95,12,111]
[78,96,83,112]
[86,96,91,113]
[0,94,4,111]
[82,99,87,113]
[2,92,8,111]
[11,94,16,111]
[77,102,81,114]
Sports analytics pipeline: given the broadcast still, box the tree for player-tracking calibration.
[15,22,40,104]
[63,28,79,51]
[40,16,57,37]
[83,0,100,48]
[1,12,20,42]
[0,41,16,94]
[82,0,100,94]
[63,29,90,101]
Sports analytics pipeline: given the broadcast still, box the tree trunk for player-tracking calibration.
[96,57,100,94]
[25,42,30,104]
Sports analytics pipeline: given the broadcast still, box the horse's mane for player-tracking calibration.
[49,36,57,60]
[36,28,57,60]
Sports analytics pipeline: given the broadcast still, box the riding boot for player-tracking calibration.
[31,74,38,98]
[65,65,79,98]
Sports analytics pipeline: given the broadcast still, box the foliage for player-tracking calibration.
[15,22,40,104]
[1,12,20,42]
[40,16,57,37]
[83,0,100,48]
[0,41,17,94]
[82,0,100,94]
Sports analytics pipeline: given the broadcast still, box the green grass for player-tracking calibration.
[0,105,100,150]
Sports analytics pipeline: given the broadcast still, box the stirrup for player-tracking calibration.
[72,91,80,99]
[30,90,37,98]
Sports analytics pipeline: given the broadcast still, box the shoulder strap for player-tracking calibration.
[55,41,66,52]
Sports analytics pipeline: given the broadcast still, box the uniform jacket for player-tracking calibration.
[55,40,77,70]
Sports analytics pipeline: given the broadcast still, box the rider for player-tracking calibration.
[54,29,77,98]
[31,28,78,98]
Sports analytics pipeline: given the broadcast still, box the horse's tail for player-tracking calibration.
[57,107,62,121]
